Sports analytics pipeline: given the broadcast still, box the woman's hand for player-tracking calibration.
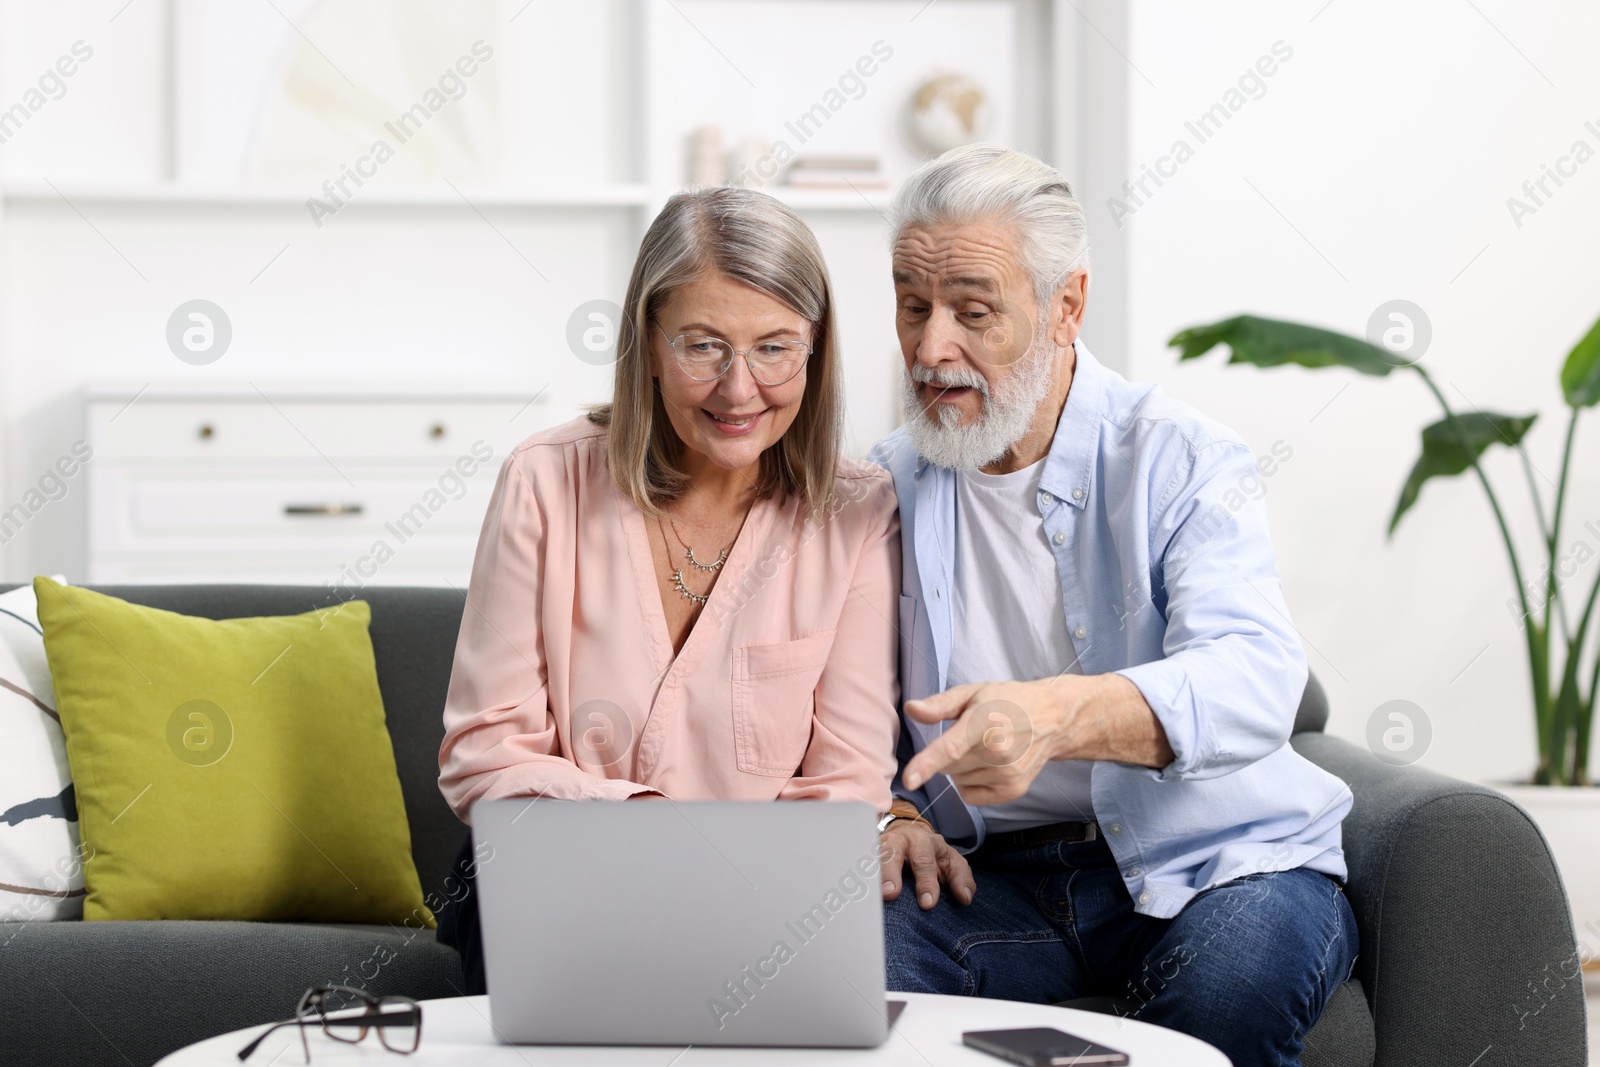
[879,803,975,909]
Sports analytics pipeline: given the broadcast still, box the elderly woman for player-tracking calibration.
[435,188,901,987]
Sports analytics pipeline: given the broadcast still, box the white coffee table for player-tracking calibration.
[159,992,1229,1065]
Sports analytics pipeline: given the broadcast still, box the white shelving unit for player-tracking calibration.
[1,0,1079,222]
[0,0,1128,584]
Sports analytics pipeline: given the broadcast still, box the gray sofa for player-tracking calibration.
[0,584,1587,1067]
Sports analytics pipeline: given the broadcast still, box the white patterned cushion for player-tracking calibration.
[0,578,84,921]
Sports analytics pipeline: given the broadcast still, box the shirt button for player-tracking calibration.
[1074,625,1087,639]
[1039,491,1055,505]
[1052,531,1066,546]
[1109,823,1123,835]
[1072,488,1085,501]
[1138,891,1151,905]
[1127,867,1142,878]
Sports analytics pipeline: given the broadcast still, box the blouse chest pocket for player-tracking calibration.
[731,630,836,777]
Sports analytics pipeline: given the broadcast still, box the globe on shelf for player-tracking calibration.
[904,73,992,155]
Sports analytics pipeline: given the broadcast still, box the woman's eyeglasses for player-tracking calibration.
[237,985,421,1062]
[657,323,811,386]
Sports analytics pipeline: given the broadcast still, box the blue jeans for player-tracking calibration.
[884,836,1358,1067]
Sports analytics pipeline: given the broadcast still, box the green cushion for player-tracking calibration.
[33,577,433,926]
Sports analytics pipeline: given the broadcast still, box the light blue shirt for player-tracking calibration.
[868,342,1350,919]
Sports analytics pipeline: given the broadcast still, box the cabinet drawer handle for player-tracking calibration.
[284,503,364,517]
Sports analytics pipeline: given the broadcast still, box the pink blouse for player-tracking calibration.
[438,416,901,820]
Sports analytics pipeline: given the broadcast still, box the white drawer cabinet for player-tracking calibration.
[90,400,525,462]
[86,382,554,585]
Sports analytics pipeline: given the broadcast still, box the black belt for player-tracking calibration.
[980,820,1099,853]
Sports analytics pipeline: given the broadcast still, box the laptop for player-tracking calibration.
[471,798,900,1048]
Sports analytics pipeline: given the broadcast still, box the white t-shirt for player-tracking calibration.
[946,459,1095,831]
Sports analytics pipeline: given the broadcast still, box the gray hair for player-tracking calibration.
[890,143,1091,310]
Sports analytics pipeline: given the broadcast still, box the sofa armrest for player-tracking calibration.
[1292,733,1588,1067]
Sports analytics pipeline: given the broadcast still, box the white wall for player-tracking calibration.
[1121,0,1600,782]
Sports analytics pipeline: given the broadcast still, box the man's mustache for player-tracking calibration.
[909,363,990,396]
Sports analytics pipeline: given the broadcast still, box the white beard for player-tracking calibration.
[899,328,1059,471]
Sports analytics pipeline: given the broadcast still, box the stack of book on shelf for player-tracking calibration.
[783,155,886,189]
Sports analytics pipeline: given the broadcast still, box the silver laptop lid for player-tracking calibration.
[472,799,889,1048]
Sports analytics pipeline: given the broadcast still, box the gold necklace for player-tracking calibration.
[654,505,750,606]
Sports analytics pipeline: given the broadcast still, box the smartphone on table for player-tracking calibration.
[963,1027,1131,1066]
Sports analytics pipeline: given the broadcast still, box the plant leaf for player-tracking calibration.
[1389,411,1539,535]
[1560,311,1600,408]
[1169,315,1399,377]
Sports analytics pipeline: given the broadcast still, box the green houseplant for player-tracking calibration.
[1170,311,1600,785]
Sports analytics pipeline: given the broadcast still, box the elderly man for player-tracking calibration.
[868,144,1356,1067]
